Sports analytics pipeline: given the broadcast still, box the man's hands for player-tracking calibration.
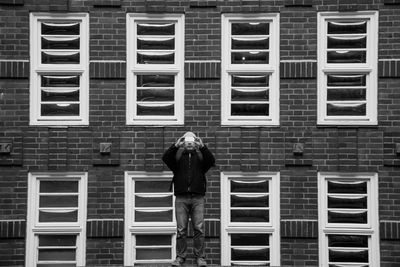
[174,135,204,148]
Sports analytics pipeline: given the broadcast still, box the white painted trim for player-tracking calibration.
[221,13,280,126]
[29,13,89,126]
[126,13,184,126]
[220,172,280,266]
[317,11,378,126]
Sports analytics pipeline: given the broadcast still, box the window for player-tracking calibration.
[30,13,89,126]
[317,12,378,125]
[318,173,380,267]
[220,172,280,266]
[126,14,184,125]
[124,172,176,265]
[221,14,280,126]
[26,173,87,267]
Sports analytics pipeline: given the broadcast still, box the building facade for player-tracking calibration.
[0,0,400,266]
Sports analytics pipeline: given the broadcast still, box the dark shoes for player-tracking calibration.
[197,257,207,267]
[171,257,185,266]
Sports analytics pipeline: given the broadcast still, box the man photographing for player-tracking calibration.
[162,132,215,267]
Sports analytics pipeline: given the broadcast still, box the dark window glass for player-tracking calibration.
[328,235,368,248]
[328,181,367,194]
[232,89,269,101]
[42,37,80,50]
[41,104,80,116]
[39,210,78,223]
[327,74,366,87]
[327,50,366,64]
[327,103,366,116]
[137,37,174,50]
[136,235,171,246]
[42,22,80,35]
[231,103,269,116]
[328,196,367,209]
[231,195,269,207]
[329,249,368,263]
[327,89,366,101]
[38,249,76,261]
[137,103,174,116]
[135,210,172,222]
[232,23,269,35]
[38,264,76,267]
[231,247,270,261]
[328,36,366,49]
[135,181,170,193]
[40,196,79,208]
[231,209,269,222]
[39,235,76,246]
[41,75,80,87]
[231,180,269,193]
[137,23,174,35]
[137,52,174,64]
[137,75,174,87]
[137,89,174,102]
[232,51,269,64]
[42,89,80,102]
[328,211,368,224]
[136,248,171,260]
[328,21,367,34]
[232,75,269,87]
[40,181,78,193]
[232,37,269,50]
[135,195,172,207]
[231,233,269,246]
[42,52,80,64]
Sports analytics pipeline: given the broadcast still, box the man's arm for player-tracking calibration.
[162,144,179,172]
[200,145,215,173]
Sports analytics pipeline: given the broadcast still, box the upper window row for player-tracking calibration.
[29,12,378,127]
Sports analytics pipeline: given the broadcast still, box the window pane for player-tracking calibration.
[42,52,80,64]
[135,181,170,193]
[328,235,368,248]
[327,21,367,34]
[329,265,368,267]
[137,75,174,87]
[232,75,269,87]
[328,196,367,209]
[327,74,366,87]
[327,50,366,64]
[231,195,269,207]
[137,23,174,35]
[38,264,76,267]
[231,180,269,193]
[137,52,174,64]
[137,89,174,102]
[231,209,269,223]
[42,37,80,50]
[328,181,367,194]
[40,181,79,193]
[329,249,369,263]
[136,235,171,246]
[39,210,78,223]
[232,263,269,266]
[137,103,174,116]
[328,36,366,49]
[231,234,269,246]
[231,103,269,116]
[328,211,367,224]
[136,248,171,260]
[38,249,76,261]
[39,235,76,247]
[42,22,80,35]
[40,196,79,208]
[42,89,80,102]
[232,37,269,50]
[232,88,269,101]
[231,247,270,261]
[232,23,269,35]
[327,89,366,101]
[232,51,269,64]
[41,75,80,87]
[326,103,366,116]
[41,104,80,116]
[135,195,172,207]
[135,210,172,222]
[137,37,174,50]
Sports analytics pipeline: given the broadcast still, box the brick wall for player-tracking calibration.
[1,0,400,266]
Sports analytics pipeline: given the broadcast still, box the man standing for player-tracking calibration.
[162,132,215,267]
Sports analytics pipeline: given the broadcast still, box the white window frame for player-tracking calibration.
[29,13,89,126]
[318,172,380,267]
[317,11,378,125]
[124,171,176,266]
[220,172,280,266]
[221,13,280,126]
[126,13,184,126]
[26,172,87,267]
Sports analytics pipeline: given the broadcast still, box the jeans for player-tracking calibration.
[175,193,205,260]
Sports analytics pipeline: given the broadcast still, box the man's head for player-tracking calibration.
[180,132,198,150]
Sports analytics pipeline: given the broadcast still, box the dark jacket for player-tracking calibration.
[162,144,215,196]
